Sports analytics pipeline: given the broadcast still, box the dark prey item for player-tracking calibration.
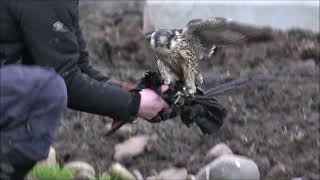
[105,71,227,135]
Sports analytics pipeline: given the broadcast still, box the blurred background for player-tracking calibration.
[143,0,319,32]
[53,1,319,179]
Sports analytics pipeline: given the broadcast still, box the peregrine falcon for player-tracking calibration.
[147,17,271,95]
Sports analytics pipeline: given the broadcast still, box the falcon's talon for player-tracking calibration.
[174,97,180,105]
[184,87,196,97]
[174,91,184,105]
[174,91,183,97]
[132,118,138,123]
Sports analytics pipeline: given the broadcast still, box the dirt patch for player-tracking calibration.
[54,2,320,179]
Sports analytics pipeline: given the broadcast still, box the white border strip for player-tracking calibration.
[149,1,319,7]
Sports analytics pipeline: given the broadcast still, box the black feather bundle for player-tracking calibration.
[137,71,227,134]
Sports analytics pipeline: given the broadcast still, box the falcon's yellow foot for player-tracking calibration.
[185,86,197,97]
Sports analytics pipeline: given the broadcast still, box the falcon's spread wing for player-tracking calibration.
[182,17,272,56]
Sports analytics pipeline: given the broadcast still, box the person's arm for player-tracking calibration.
[20,0,139,121]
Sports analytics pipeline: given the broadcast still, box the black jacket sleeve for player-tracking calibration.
[19,0,140,121]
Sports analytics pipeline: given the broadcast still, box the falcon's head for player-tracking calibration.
[147,29,181,54]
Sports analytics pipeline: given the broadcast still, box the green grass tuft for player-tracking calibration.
[29,164,75,180]
[28,164,131,180]
[97,172,132,180]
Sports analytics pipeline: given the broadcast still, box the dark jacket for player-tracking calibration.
[0,0,140,121]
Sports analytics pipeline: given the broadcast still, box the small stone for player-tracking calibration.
[146,176,156,180]
[259,156,271,170]
[114,135,155,161]
[291,177,303,180]
[303,59,316,68]
[266,163,287,178]
[64,161,95,179]
[109,163,136,180]
[74,171,95,180]
[206,143,233,160]
[157,168,188,180]
[294,60,317,75]
[187,174,196,180]
[38,146,56,166]
[196,155,260,180]
[133,169,144,180]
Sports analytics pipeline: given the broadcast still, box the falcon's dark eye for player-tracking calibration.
[167,32,176,41]
[166,42,171,49]
[153,33,160,41]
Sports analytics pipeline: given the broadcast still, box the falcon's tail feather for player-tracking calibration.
[242,27,273,43]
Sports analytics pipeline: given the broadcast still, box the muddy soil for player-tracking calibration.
[54,2,320,179]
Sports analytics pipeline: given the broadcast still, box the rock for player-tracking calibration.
[132,169,144,180]
[266,163,287,178]
[196,155,260,180]
[206,143,233,160]
[114,135,156,161]
[74,171,95,180]
[109,163,136,180]
[64,161,95,180]
[186,174,196,180]
[38,146,56,166]
[146,176,156,180]
[302,59,316,68]
[259,156,271,170]
[157,168,188,180]
[294,60,317,75]
[291,177,303,180]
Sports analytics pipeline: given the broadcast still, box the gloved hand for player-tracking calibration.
[106,78,170,121]
[137,85,170,121]
[105,82,169,136]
